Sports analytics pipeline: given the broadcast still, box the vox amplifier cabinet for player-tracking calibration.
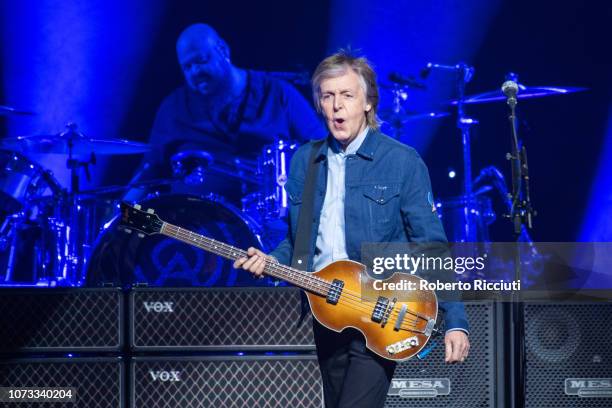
[0,288,123,353]
[0,357,124,407]
[130,287,315,351]
[131,355,323,408]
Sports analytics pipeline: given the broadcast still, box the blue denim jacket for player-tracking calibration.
[269,129,469,332]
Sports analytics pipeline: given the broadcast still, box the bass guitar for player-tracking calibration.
[119,202,440,361]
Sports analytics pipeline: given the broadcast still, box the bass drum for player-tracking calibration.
[86,194,271,287]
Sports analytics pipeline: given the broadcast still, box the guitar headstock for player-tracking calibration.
[119,202,163,237]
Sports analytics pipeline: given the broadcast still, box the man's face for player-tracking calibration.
[319,69,371,147]
[177,39,231,96]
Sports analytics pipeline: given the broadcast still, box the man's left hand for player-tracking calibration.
[444,330,470,363]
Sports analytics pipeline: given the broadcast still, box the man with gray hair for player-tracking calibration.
[235,51,470,407]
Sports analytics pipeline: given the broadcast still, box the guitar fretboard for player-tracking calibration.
[161,222,329,296]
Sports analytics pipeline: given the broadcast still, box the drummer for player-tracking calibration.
[125,23,325,203]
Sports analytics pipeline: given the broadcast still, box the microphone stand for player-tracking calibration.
[504,81,536,408]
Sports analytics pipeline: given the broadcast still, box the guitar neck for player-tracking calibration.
[160,222,327,295]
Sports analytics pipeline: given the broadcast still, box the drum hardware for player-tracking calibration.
[208,158,260,186]
[242,140,298,222]
[170,150,214,185]
[380,73,450,139]
[378,108,450,139]
[0,149,61,215]
[0,123,153,286]
[0,149,64,285]
[420,61,481,241]
[387,72,427,89]
[450,83,587,105]
[78,177,175,198]
[0,122,152,155]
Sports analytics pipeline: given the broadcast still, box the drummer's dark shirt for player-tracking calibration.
[146,70,326,175]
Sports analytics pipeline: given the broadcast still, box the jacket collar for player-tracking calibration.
[313,127,381,163]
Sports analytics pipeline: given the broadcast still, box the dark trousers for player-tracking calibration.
[313,319,396,408]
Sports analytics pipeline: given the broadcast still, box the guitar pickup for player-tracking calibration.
[371,296,389,323]
[326,279,344,305]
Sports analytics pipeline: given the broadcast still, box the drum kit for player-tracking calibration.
[0,67,585,287]
[0,115,300,286]
[382,65,585,245]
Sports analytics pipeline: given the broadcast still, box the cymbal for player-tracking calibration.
[0,105,35,116]
[379,109,450,126]
[451,85,587,105]
[0,133,151,155]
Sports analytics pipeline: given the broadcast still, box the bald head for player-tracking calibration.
[176,23,233,96]
[177,24,223,53]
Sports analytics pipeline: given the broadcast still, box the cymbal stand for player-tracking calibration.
[453,63,478,241]
[58,123,96,285]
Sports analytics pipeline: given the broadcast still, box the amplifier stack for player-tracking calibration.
[0,288,124,407]
[1,287,611,407]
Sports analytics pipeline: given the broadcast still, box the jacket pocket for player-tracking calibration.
[362,183,400,205]
[362,183,401,239]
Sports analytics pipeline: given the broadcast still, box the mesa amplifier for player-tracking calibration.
[524,302,612,407]
[0,357,124,407]
[0,288,123,353]
[131,355,323,408]
[385,301,502,408]
[130,287,315,350]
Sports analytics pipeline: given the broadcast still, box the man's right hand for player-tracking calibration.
[233,247,275,278]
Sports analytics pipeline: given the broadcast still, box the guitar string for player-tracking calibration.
[162,223,427,331]
[163,223,425,332]
[162,223,431,331]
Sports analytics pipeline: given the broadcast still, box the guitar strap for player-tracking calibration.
[291,139,324,270]
[291,139,324,326]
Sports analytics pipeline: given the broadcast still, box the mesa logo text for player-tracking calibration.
[387,378,451,398]
[565,378,612,397]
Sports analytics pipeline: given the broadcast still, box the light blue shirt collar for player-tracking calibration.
[330,126,369,156]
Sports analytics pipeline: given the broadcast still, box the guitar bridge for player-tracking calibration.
[386,336,419,355]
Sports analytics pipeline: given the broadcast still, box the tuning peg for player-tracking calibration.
[134,204,142,210]
[147,208,155,214]
[124,228,132,234]
[138,233,145,238]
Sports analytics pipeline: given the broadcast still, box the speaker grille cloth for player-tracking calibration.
[525,303,612,408]
[0,289,122,351]
[131,288,314,349]
[385,302,495,407]
[0,359,123,408]
[132,356,322,408]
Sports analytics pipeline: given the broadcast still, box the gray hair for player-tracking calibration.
[311,51,380,129]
